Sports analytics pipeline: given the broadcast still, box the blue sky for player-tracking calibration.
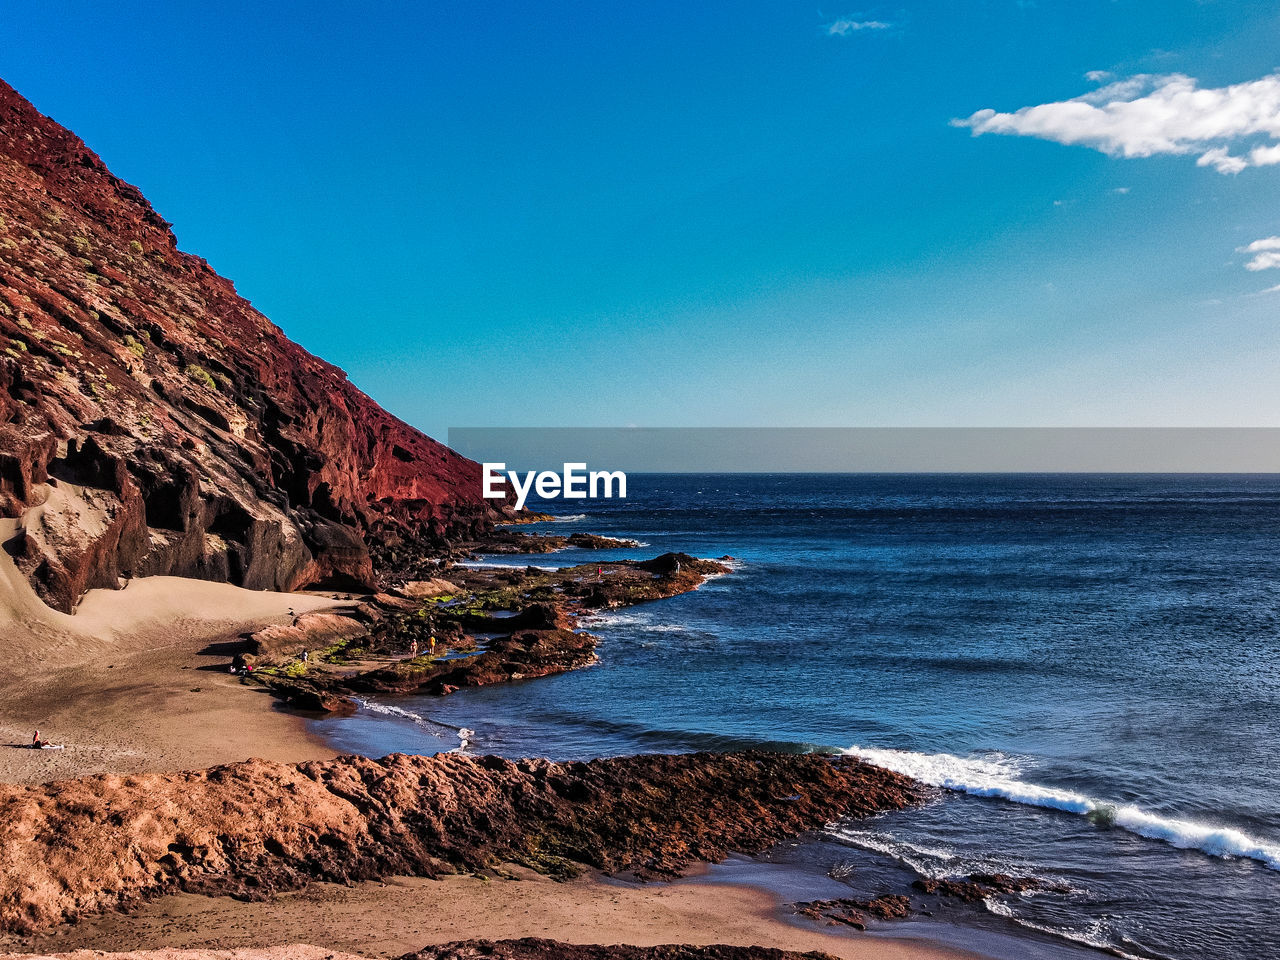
[5,1,1280,437]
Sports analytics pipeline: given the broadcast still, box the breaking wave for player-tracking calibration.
[353,698,474,751]
[843,745,1280,872]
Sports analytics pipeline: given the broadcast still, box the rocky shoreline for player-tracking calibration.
[243,549,731,714]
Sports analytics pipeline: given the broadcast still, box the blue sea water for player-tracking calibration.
[313,474,1280,960]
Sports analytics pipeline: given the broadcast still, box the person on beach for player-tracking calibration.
[31,730,41,748]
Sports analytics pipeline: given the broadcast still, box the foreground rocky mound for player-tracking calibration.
[0,77,491,611]
[0,751,922,935]
[406,941,838,960]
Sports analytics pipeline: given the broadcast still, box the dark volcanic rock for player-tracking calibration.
[911,873,1066,902]
[0,77,493,610]
[0,750,924,935]
[405,940,839,960]
[793,894,911,930]
[566,533,641,549]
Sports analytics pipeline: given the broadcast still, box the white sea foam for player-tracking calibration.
[843,745,1280,872]
[579,609,686,633]
[458,560,558,570]
[984,901,1148,960]
[353,698,472,751]
[830,829,960,878]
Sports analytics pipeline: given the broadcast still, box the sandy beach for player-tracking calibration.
[0,523,344,784]
[9,869,978,960]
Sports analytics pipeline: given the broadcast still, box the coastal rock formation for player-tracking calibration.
[793,895,912,930]
[398,577,463,599]
[457,532,642,556]
[250,556,730,712]
[247,612,369,659]
[0,751,923,936]
[0,77,492,611]
[405,941,839,960]
[910,874,1068,902]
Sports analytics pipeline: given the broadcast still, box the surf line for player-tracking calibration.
[352,698,475,751]
[844,744,1280,872]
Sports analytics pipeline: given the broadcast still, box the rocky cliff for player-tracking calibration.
[0,77,491,611]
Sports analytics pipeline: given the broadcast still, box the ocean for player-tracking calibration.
[311,474,1280,960]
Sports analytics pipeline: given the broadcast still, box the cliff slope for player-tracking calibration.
[0,77,489,611]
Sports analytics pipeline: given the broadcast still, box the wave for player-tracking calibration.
[982,900,1149,960]
[578,609,689,633]
[458,560,558,570]
[843,745,1280,872]
[830,829,962,879]
[547,513,587,522]
[352,698,474,751]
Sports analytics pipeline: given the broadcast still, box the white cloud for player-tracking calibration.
[954,72,1280,173]
[826,18,891,36]
[1197,147,1247,175]
[1085,70,1114,83]
[1247,252,1280,271]
[1113,186,1130,193]
[1238,237,1280,271]
[1253,284,1280,295]
[1250,143,1280,166]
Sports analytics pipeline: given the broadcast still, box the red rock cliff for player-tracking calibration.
[0,77,491,611]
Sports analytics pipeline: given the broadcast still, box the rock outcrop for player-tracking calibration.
[911,873,1069,902]
[0,77,492,611]
[0,751,924,935]
[249,556,730,712]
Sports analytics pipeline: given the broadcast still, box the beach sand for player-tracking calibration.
[10,869,980,960]
[0,519,344,784]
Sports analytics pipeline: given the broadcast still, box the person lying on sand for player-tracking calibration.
[30,730,64,750]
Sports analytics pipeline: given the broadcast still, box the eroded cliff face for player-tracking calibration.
[0,78,490,611]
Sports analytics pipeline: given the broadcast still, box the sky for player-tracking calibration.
[4,1,1280,440]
